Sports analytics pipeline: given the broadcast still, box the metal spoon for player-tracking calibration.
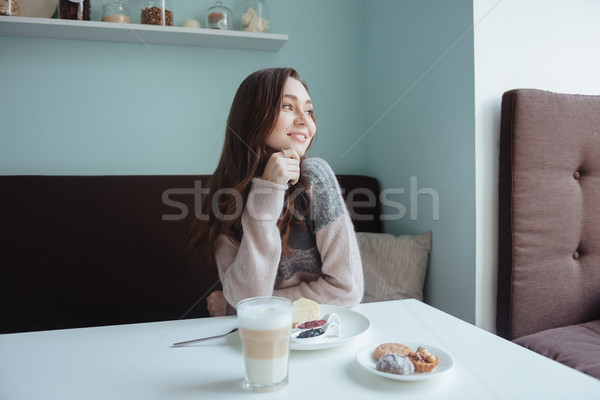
[172,328,238,347]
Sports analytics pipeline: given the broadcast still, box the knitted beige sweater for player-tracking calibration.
[215,157,364,310]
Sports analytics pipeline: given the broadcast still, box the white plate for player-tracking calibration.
[290,305,370,351]
[356,342,454,381]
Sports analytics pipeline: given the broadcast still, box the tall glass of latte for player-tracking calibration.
[237,296,292,392]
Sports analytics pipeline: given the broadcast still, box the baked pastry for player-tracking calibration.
[374,343,441,373]
[409,346,440,372]
[292,298,320,328]
[374,343,414,360]
[375,353,415,375]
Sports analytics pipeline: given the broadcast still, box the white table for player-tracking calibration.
[1,299,598,399]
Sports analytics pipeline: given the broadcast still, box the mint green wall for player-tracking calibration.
[0,0,477,323]
[0,0,367,175]
[364,0,476,323]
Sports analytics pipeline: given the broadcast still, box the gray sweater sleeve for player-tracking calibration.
[301,157,345,232]
[273,157,364,306]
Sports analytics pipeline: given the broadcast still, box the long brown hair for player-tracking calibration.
[190,68,316,263]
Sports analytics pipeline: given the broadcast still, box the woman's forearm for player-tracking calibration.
[273,215,364,307]
[214,178,287,306]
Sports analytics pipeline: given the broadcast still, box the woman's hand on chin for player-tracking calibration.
[261,149,300,185]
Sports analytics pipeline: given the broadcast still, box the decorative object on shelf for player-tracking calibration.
[0,0,20,16]
[58,0,89,20]
[181,18,201,28]
[242,0,268,32]
[0,14,288,51]
[15,0,58,17]
[141,0,172,26]
[102,1,130,23]
[206,0,232,30]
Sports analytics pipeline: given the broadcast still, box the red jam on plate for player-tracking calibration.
[296,319,326,330]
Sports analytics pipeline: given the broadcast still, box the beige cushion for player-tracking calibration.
[356,231,432,303]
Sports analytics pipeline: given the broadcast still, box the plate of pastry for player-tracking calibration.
[356,341,454,381]
[290,299,370,351]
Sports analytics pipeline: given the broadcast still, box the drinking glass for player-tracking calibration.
[237,296,292,392]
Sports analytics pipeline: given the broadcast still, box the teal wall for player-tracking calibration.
[0,0,476,323]
[0,0,367,174]
[364,0,476,323]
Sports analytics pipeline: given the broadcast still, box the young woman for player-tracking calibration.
[194,68,363,316]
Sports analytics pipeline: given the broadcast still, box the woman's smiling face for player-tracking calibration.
[266,77,316,157]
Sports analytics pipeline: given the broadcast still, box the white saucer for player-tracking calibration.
[290,305,370,351]
[356,342,454,381]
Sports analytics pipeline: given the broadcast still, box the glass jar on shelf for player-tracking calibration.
[58,0,90,20]
[206,1,233,30]
[141,0,173,26]
[102,1,130,23]
[0,0,20,16]
[242,0,269,32]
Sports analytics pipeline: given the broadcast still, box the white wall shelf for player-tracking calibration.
[0,16,288,51]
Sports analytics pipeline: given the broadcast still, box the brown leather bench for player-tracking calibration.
[0,174,382,333]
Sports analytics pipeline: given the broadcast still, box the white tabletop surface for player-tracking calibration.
[1,299,598,399]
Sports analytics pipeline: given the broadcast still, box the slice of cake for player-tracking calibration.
[292,298,320,328]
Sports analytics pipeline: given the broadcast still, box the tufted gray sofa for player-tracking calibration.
[497,89,600,380]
